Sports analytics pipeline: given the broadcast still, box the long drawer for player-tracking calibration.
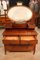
[5,45,34,52]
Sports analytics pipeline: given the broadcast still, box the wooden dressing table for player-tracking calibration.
[2,6,38,54]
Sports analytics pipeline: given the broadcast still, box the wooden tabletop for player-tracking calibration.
[3,29,37,36]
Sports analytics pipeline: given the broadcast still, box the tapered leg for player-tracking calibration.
[33,46,36,54]
[4,45,6,54]
[5,48,6,54]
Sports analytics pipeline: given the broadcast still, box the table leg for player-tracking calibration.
[33,46,36,54]
[4,45,6,54]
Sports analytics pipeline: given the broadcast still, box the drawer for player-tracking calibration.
[12,24,26,28]
[5,45,34,52]
[3,36,19,44]
[21,36,37,44]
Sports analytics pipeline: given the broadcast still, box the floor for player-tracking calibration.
[0,27,40,60]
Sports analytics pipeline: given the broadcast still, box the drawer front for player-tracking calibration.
[12,24,26,28]
[3,40,19,44]
[3,36,19,44]
[21,40,37,45]
[5,45,34,52]
[21,36,37,45]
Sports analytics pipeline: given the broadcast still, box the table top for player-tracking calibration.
[3,29,37,36]
[8,6,32,23]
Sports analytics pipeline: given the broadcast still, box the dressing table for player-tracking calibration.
[2,5,38,54]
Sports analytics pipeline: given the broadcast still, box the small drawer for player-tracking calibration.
[21,36,36,44]
[3,36,19,44]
